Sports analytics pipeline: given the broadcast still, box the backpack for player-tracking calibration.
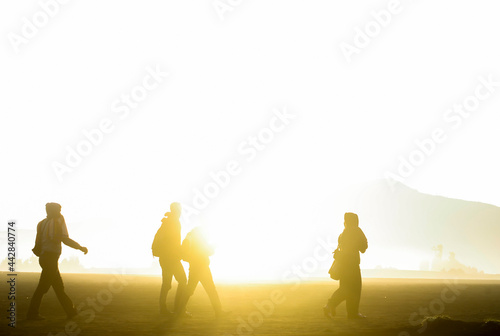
[151,226,165,257]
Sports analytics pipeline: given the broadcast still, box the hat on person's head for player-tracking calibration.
[46,202,62,218]
[344,212,359,227]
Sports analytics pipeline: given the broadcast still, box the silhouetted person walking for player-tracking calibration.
[152,202,188,316]
[179,227,224,318]
[324,212,367,319]
[27,203,88,320]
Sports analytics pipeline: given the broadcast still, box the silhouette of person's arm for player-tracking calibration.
[56,217,88,254]
[62,237,88,254]
[358,229,368,254]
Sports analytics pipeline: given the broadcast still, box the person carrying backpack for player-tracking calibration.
[152,202,188,317]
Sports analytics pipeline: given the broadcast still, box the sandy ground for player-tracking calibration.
[2,272,500,336]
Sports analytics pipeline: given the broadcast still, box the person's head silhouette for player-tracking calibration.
[46,202,62,219]
[169,202,182,219]
[344,212,359,228]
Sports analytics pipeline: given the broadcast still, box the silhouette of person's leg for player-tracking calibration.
[45,254,76,317]
[345,267,362,318]
[328,264,362,317]
[27,254,53,318]
[181,266,200,312]
[199,267,222,315]
[172,261,187,314]
[52,275,76,317]
[159,258,175,314]
[329,280,347,309]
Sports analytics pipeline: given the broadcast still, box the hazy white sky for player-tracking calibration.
[1,1,499,279]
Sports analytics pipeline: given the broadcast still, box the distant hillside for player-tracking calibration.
[314,180,500,274]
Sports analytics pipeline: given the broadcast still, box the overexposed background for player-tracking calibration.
[1,0,500,281]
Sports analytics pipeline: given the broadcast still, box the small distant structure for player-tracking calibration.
[430,245,483,275]
[431,244,444,271]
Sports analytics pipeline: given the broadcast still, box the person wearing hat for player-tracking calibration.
[324,212,368,319]
[27,202,88,320]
